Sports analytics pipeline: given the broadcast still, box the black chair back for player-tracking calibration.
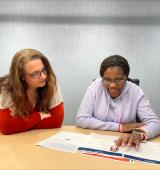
[130,79,140,86]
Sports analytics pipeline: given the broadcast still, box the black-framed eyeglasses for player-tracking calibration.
[102,76,126,86]
[24,67,48,79]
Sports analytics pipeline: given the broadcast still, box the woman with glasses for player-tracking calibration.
[0,49,64,134]
[76,55,160,148]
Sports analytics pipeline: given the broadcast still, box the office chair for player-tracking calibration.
[129,79,140,86]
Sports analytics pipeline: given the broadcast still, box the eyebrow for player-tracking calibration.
[27,67,45,74]
[103,76,124,79]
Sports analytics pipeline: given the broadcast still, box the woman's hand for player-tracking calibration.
[121,122,145,132]
[9,105,16,116]
[116,132,142,149]
[39,112,51,120]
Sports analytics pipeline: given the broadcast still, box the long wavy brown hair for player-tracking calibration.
[0,49,57,117]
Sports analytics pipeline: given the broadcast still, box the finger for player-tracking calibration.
[127,136,133,146]
[135,141,140,149]
[134,137,140,149]
[134,134,141,149]
[121,135,129,146]
[115,137,122,147]
[9,108,13,112]
[9,108,14,113]
[131,132,141,149]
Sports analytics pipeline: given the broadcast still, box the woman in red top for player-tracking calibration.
[0,48,64,135]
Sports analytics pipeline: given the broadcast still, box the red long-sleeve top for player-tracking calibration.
[0,103,64,135]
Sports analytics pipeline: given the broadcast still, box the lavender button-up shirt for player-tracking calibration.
[76,79,160,139]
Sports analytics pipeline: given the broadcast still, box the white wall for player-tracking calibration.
[0,0,160,124]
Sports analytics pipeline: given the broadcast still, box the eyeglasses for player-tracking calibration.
[24,67,48,79]
[102,76,126,86]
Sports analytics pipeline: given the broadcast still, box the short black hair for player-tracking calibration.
[100,55,130,77]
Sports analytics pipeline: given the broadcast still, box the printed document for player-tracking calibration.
[79,133,160,164]
[37,131,88,153]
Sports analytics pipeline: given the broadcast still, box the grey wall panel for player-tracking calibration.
[0,0,160,124]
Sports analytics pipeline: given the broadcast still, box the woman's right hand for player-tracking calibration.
[121,123,145,132]
[116,132,142,149]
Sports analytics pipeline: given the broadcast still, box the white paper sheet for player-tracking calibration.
[36,131,88,153]
[79,133,160,163]
[80,133,118,150]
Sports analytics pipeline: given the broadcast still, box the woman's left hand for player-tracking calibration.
[121,122,145,132]
[39,112,51,120]
[9,105,16,116]
[115,132,142,149]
